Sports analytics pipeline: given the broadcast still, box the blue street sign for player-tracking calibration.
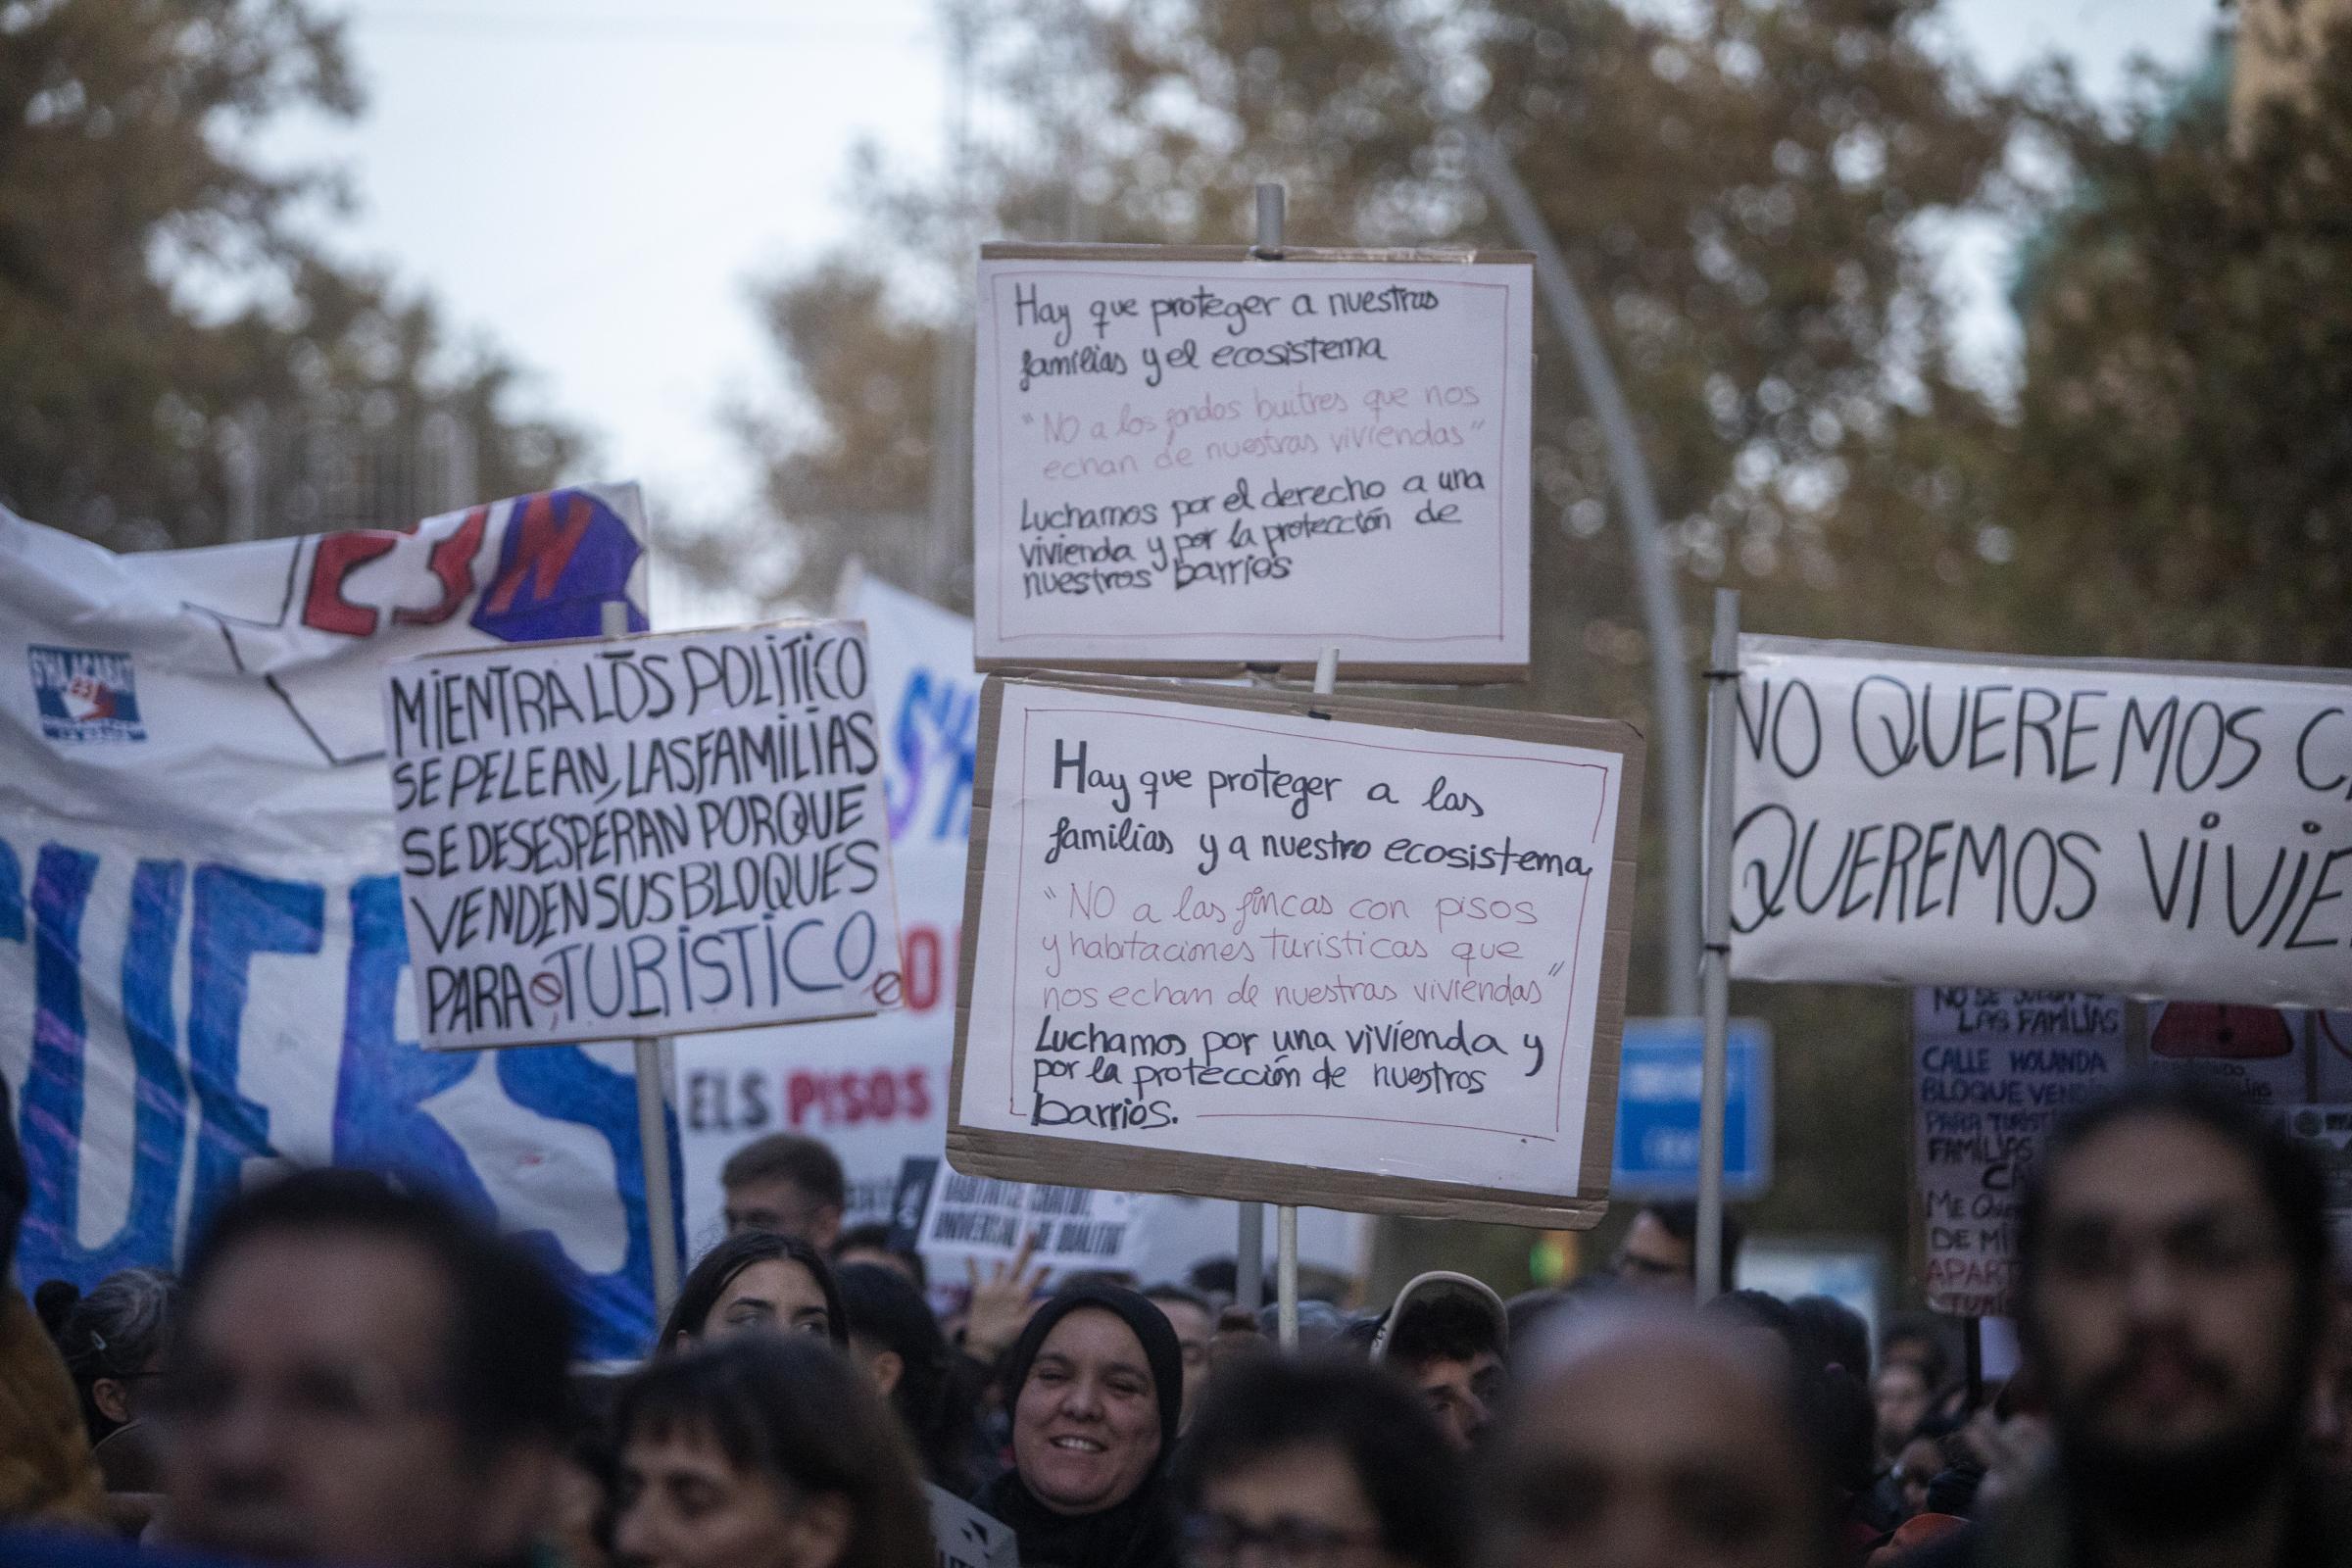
[1612,1017,1773,1198]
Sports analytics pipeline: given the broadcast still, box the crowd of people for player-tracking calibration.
[5,1074,2350,1568]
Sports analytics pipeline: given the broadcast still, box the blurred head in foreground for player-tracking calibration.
[2018,1078,2330,1544]
[612,1333,930,1568]
[1174,1354,1472,1568]
[1484,1304,1831,1568]
[159,1169,574,1566]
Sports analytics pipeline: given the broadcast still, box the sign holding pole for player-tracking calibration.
[947,670,1643,1227]
[1697,589,1740,1301]
[601,600,682,1315]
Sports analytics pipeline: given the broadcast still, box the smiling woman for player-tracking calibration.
[982,1285,1185,1568]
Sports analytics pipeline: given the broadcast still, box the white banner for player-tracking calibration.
[1,487,668,1358]
[1731,637,2352,1009]
[972,253,1533,674]
[383,621,900,1049]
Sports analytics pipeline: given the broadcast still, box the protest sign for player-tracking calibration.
[2148,1001,2309,1104]
[972,247,1534,680]
[950,672,1642,1228]
[2281,1104,2352,1256]
[382,621,902,1050]
[1,486,668,1358]
[1730,636,2352,1009]
[929,1486,1020,1568]
[903,1158,1152,1276]
[1912,988,2125,1317]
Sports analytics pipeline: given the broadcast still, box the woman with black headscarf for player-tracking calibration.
[980,1284,1182,1568]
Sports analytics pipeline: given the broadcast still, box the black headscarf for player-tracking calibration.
[979,1284,1183,1568]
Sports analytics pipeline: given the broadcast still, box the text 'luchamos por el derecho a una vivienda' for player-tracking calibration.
[960,685,1628,1168]
[1004,279,1482,596]
[382,623,902,1050]
[974,259,1533,666]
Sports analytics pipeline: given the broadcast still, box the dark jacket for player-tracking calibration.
[1900,1466,2352,1568]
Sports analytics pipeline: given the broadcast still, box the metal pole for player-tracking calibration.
[1696,589,1740,1300]
[1273,645,1338,1349]
[1253,182,1286,259]
[1237,1206,1265,1313]
[605,598,683,1319]
[1233,180,1292,1321]
[1459,123,1700,1018]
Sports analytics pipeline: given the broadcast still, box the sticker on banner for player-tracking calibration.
[29,646,146,744]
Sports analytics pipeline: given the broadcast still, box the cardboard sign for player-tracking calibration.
[382,621,902,1049]
[1731,637,2352,1009]
[1912,988,2125,1317]
[949,673,1642,1229]
[972,245,1534,680]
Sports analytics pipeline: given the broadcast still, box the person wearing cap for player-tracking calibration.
[1368,1272,1509,1452]
[980,1283,1183,1568]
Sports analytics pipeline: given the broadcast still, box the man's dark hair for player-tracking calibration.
[34,1279,81,1338]
[1386,1293,1501,1372]
[1642,1200,1743,1285]
[836,1260,972,1494]
[720,1133,846,1213]
[1174,1355,1474,1568]
[1143,1282,1212,1318]
[832,1221,927,1290]
[1788,1294,1871,1379]
[2017,1077,2332,1362]
[661,1228,847,1353]
[182,1168,574,1451]
[1188,1256,1238,1298]
[1878,1312,1952,1392]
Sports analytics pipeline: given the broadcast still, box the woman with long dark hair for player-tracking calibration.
[658,1231,846,1354]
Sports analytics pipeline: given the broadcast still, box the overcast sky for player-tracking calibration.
[279,0,2226,575]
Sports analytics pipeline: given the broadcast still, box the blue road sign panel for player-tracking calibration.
[1612,1017,1772,1198]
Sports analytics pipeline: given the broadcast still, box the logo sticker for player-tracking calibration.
[29,645,147,743]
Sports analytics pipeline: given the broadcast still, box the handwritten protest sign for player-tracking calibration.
[1913,988,2124,1316]
[949,673,1642,1228]
[383,622,902,1050]
[899,1158,1152,1277]
[1731,637,2352,1009]
[972,247,1534,680]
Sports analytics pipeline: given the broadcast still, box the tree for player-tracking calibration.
[1998,25,2352,669]
[0,0,575,548]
